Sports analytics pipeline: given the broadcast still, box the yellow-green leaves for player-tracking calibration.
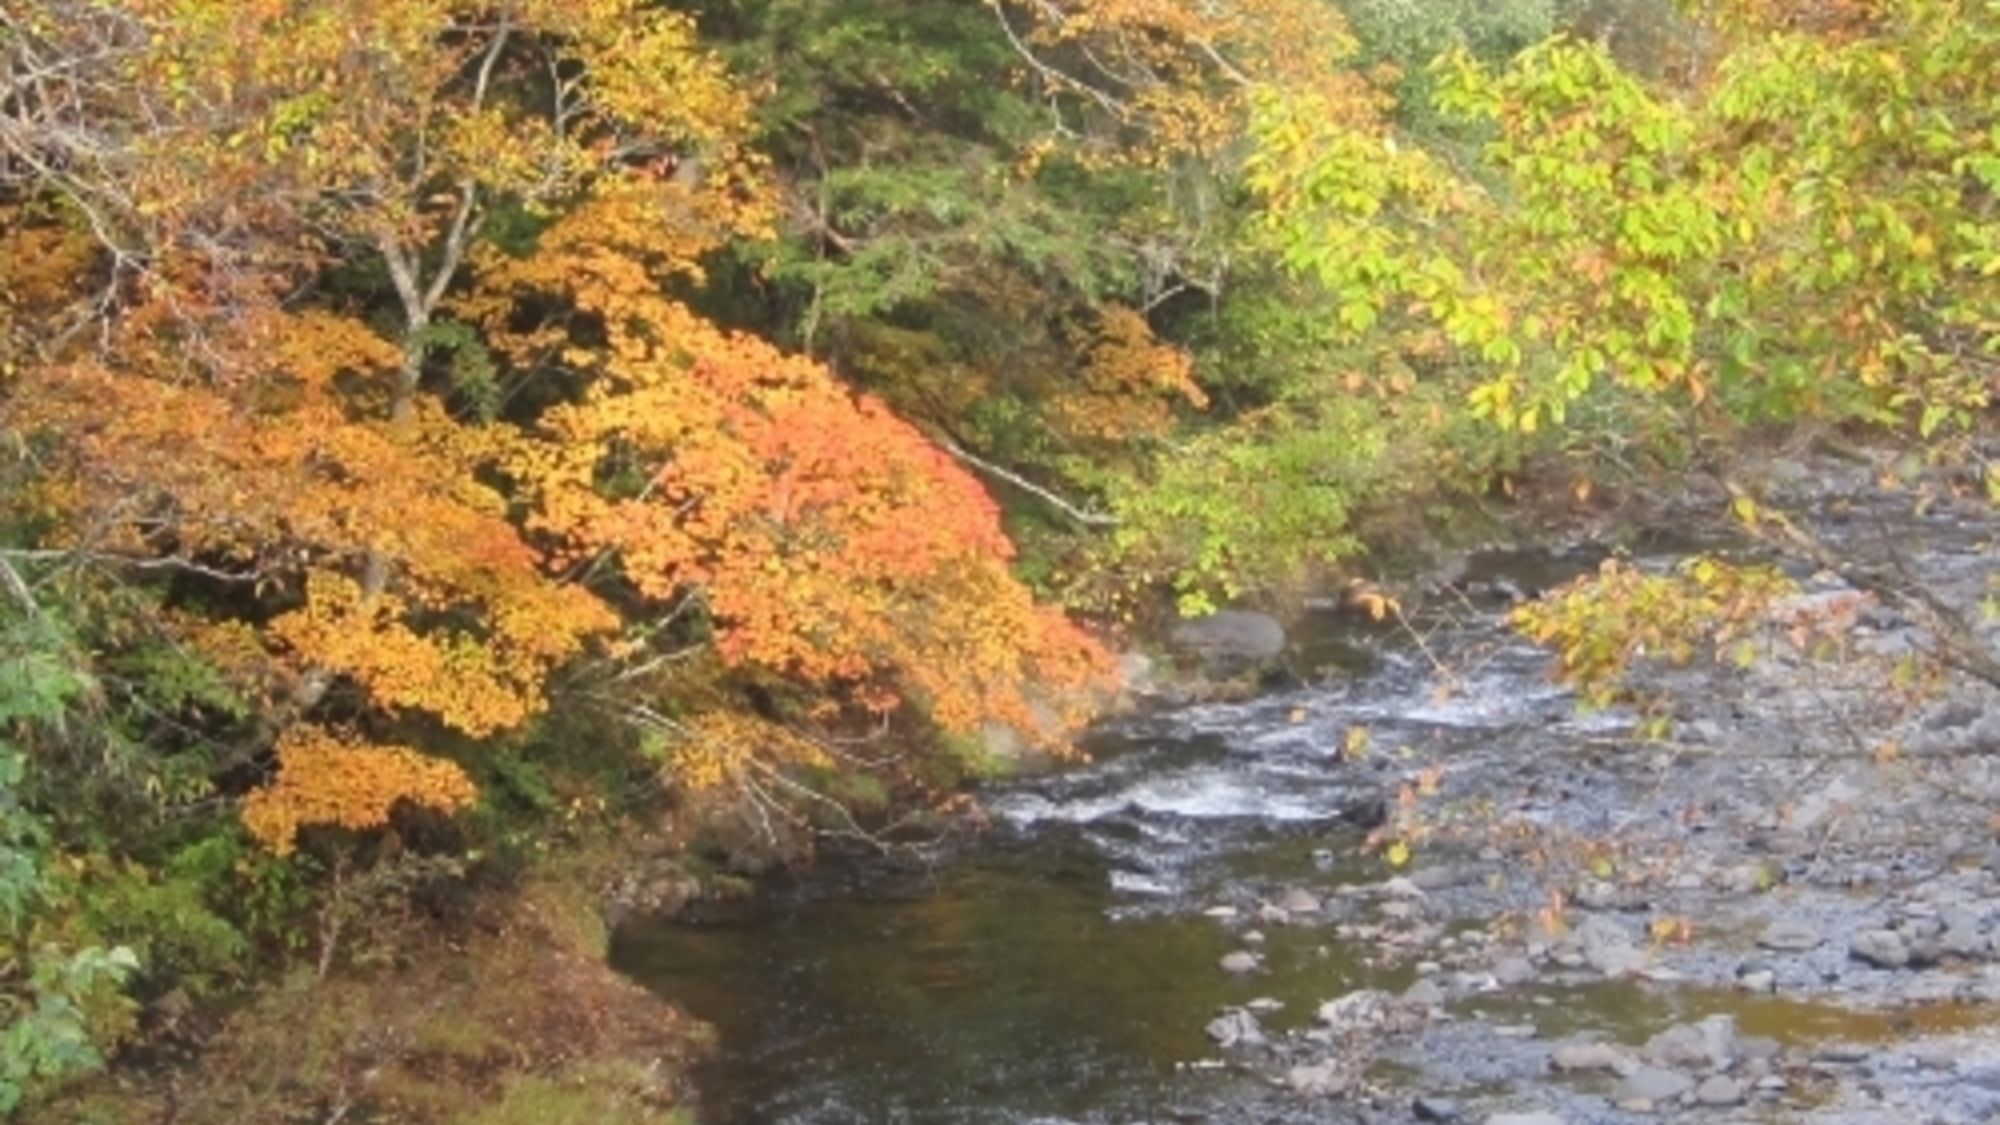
[1248,3,2000,440]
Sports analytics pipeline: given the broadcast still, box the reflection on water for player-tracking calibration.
[611,837,1377,1125]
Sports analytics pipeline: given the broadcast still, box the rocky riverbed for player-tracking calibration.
[615,452,2000,1125]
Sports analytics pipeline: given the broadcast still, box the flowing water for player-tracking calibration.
[610,550,1615,1124]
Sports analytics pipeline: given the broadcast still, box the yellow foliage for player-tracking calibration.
[240,727,477,856]
[1049,305,1207,443]
[669,712,836,793]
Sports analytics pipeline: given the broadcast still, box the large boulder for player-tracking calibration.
[1168,609,1286,668]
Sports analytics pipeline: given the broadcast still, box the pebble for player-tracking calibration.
[1402,978,1446,1008]
[1219,950,1261,974]
[1494,956,1537,986]
[1242,929,1266,945]
[1485,1114,1564,1125]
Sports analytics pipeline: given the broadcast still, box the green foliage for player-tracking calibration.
[1107,408,1376,613]
[1345,0,1572,133]
[1255,2,2000,445]
[0,597,139,1115]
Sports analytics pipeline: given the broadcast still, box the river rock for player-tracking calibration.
[1644,1014,1735,1071]
[1168,610,1286,666]
[1574,914,1647,977]
[1758,919,1824,952]
[1485,1114,1565,1125]
[1739,969,1777,993]
[1285,1059,1349,1097]
[1551,1042,1627,1073]
[1942,924,1991,959]
[1851,928,1912,968]
[1317,989,1391,1029]
[1694,1075,1746,1106]
[1413,1094,1461,1121]
[1494,956,1537,986]
[1401,978,1446,1009]
[1383,875,1428,898]
[1205,1008,1265,1049]
[1220,950,1262,974]
[1276,887,1323,916]
[1619,1066,1694,1103]
[1907,934,1945,968]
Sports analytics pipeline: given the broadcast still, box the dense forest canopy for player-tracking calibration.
[0,0,1996,1115]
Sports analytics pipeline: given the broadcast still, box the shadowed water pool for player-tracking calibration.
[611,829,1390,1124]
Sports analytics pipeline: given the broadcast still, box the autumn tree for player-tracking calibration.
[2,0,1111,860]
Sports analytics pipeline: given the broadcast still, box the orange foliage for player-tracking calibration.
[241,727,478,856]
[474,194,1115,747]
[17,309,617,742]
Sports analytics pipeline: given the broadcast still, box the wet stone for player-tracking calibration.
[1485,1114,1564,1125]
[1219,950,1261,974]
[1204,1008,1264,1049]
[1276,887,1323,916]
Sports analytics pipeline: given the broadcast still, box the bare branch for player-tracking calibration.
[934,437,1118,528]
